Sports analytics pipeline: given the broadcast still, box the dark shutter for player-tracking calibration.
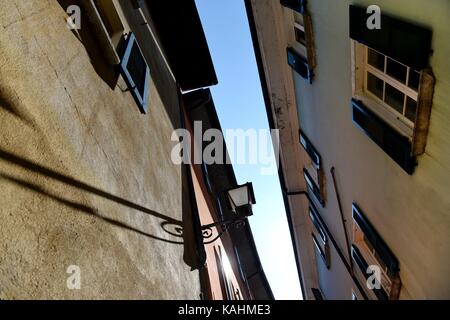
[287,47,313,83]
[303,169,324,206]
[280,0,307,14]
[352,203,399,278]
[351,245,388,300]
[119,33,150,114]
[300,130,321,167]
[352,99,416,174]
[309,206,326,243]
[349,5,432,70]
[312,234,329,269]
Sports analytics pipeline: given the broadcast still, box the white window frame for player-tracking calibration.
[300,131,325,205]
[294,22,306,44]
[352,222,394,297]
[293,22,308,60]
[309,207,330,268]
[363,47,419,128]
[352,41,418,138]
[291,12,316,70]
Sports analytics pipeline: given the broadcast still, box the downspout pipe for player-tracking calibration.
[331,166,353,276]
[177,86,207,270]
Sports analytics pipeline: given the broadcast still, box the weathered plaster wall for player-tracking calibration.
[248,0,318,299]
[293,0,450,299]
[0,0,199,299]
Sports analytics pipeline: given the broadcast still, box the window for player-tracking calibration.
[350,5,435,157]
[351,245,390,300]
[364,47,420,127]
[304,169,324,207]
[119,33,150,114]
[286,4,316,83]
[351,204,402,300]
[300,130,325,206]
[87,2,151,113]
[294,22,306,46]
[300,130,320,167]
[352,42,428,139]
[309,205,329,268]
[214,246,236,301]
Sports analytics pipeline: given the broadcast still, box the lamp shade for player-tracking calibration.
[226,182,256,216]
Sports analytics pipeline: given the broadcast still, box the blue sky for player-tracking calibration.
[195,0,302,300]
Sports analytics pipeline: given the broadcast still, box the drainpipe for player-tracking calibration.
[330,166,353,276]
[177,86,207,269]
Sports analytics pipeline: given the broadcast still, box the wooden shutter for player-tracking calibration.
[352,203,399,278]
[312,233,330,269]
[287,47,313,83]
[351,245,389,300]
[412,68,435,155]
[119,33,150,114]
[352,99,416,174]
[349,5,432,71]
[304,168,324,206]
[300,130,321,168]
[309,205,327,244]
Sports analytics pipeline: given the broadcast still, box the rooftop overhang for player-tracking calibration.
[146,0,218,92]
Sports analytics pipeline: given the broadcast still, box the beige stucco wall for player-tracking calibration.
[0,0,200,299]
[250,0,450,299]
[292,0,450,299]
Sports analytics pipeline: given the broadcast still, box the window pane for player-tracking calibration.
[295,27,306,45]
[405,97,417,122]
[368,48,385,71]
[128,42,147,97]
[367,72,384,100]
[386,58,407,84]
[384,83,405,114]
[408,70,420,91]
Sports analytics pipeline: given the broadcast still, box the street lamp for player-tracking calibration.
[227,182,256,217]
[201,182,256,244]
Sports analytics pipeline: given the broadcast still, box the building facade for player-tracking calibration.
[0,0,270,300]
[184,88,273,300]
[246,0,450,299]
